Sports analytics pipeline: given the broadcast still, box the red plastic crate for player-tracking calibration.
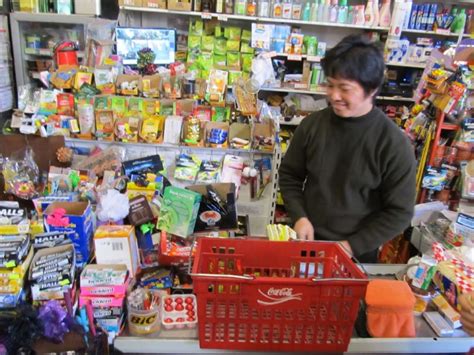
[191,238,368,352]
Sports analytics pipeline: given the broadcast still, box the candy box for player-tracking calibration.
[94,225,140,275]
[157,186,201,238]
[80,264,130,297]
[161,294,197,329]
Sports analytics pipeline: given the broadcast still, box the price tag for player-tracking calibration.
[306,55,320,62]
[201,12,212,19]
[24,48,36,55]
[39,48,51,56]
[217,14,228,21]
[294,83,308,89]
[287,54,302,61]
[18,224,30,234]
[262,51,277,58]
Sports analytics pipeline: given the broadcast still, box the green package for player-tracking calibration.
[188,36,202,51]
[241,29,252,42]
[202,36,214,52]
[160,102,174,116]
[213,54,227,68]
[226,40,240,52]
[212,106,229,122]
[225,26,241,41]
[157,186,202,238]
[94,96,109,110]
[187,51,200,64]
[228,70,243,85]
[189,20,204,36]
[214,37,227,56]
[128,97,143,112]
[227,52,241,70]
[214,25,223,38]
[240,42,254,54]
[200,69,210,80]
[111,96,127,114]
[198,52,213,70]
[241,54,253,73]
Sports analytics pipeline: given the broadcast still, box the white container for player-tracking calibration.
[403,0,412,29]
[373,0,380,26]
[379,0,391,27]
[74,0,101,16]
[365,0,374,26]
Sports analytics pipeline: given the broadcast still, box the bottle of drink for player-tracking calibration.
[329,0,338,22]
[273,0,283,18]
[322,0,331,22]
[225,0,234,14]
[235,0,247,14]
[302,0,311,21]
[216,0,224,13]
[346,5,353,24]
[258,0,270,17]
[452,8,467,34]
[378,0,391,27]
[247,0,257,16]
[337,0,348,23]
[373,0,380,27]
[282,0,293,19]
[355,5,366,25]
[292,0,302,19]
[310,0,318,21]
[365,0,374,26]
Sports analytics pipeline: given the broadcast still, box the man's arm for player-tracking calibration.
[278,122,309,223]
[348,137,417,257]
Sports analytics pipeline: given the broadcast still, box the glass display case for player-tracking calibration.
[10,12,97,87]
[0,14,13,124]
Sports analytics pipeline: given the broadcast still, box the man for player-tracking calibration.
[279,34,416,262]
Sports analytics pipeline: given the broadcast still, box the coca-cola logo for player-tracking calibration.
[257,287,302,306]
[267,287,294,297]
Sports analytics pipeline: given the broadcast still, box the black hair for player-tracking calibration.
[321,34,385,96]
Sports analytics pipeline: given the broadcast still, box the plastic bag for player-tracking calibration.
[3,147,41,199]
[72,145,126,177]
[96,189,130,223]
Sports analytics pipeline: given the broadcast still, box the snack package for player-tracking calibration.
[95,109,114,140]
[140,74,161,98]
[140,115,164,143]
[174,154,201,182]
[2,147,41,200]
[94,66,116,94]
[115,114,140,142]
[57,93,75,116]
[74,71,93,91]
[196,160,221,184]
[205,69,228,105]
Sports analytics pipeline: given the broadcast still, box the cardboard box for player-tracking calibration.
[43,202,94,266]
[119,0,143,6]
[187,183,238,232]
[144,0,166,8]
[167,0,191,10]
[157,187,201,237]
[29,244,75,301]
[116,75,140,96]
[253,122,275,152]
[94,225,140,275]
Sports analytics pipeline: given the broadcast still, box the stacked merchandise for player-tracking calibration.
[79,265,130,342]
[16,0,100,15]
[0,206,33,308]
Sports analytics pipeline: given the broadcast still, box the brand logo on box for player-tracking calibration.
[257,287,302,306]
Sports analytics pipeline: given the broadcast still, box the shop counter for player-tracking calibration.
[114,264,474,354]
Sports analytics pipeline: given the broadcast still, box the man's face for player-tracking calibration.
[326,77,375,118]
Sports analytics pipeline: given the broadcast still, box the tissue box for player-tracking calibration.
[94,225,140,275]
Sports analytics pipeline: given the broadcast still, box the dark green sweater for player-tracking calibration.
[279,106,416,257]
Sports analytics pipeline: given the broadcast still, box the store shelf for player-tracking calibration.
[441,123,459,131]
[10,12,94,23]
[260,86,326,95]
[401,28,465,38]
[24,48,85,58]
[273,53,321,62]
[65,137,274,155]
[376,96,415,102]
[120,6,390,31]
[386,62,426,69]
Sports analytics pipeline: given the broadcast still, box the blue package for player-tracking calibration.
[409,4,419,29]
[415,5,425,30]
[427,4,438,31]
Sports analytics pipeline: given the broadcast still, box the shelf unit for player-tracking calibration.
[120,6,390,31]
[10,12,97,87]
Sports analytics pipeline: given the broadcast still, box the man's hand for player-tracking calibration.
[459,293,474,336]
[294,217,314,240]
